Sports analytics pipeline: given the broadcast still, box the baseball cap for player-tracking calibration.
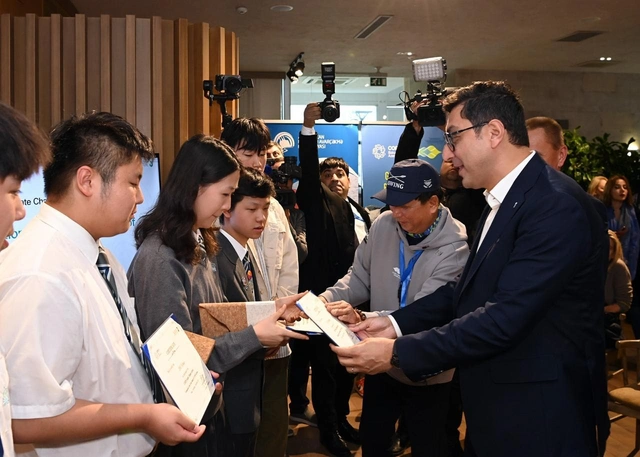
[372,159,440,206]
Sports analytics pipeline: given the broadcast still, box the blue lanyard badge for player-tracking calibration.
[398,243,424,308]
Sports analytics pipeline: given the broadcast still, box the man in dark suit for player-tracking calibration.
[289,103,372,456]
[333,81,609,457]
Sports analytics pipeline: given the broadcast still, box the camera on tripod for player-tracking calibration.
[402,57,448,127]
[318,62,340,122]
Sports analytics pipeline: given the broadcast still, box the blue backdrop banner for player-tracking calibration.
[266,122,359,173]
[360,124,445,208]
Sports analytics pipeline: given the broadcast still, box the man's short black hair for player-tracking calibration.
[229,167,275,213]
[0,102,51,180]
[45,112,155,197]
[220,117,271,153]
[415,189,442,204]
[319,157,349,175]
[443,81,529,148]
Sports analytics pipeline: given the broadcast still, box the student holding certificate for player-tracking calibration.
[128,135,304,457]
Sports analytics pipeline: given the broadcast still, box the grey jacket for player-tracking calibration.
[321,206,469,313]
[127,234,264,417]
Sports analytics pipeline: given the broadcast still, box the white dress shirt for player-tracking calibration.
[0,346,14,457]
[476,151,536,250]
[0,204,155,457]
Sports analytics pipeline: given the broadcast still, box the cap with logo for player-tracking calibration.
[372,159,440,206]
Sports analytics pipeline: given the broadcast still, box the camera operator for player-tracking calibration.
[292,103,371,457]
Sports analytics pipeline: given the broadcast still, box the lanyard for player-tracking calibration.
[398,243,424,308]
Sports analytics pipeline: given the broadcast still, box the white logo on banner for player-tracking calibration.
[372,144,386,160]
[274,132,295,152]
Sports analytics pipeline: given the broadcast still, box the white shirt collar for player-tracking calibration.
[38,203,100,262]
[220,228,248,261]
[483,151,536,209]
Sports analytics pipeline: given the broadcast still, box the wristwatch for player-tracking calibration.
[390,342,401,368]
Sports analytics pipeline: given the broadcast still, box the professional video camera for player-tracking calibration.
[203,75,253,128]
[267,156,302,185]
[401,57,448,127]
[265,156,302,210]
[318,62,340,122]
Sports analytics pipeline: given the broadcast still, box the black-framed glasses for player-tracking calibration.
[443,122,488,152]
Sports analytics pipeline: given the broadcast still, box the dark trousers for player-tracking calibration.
[291,335,354,431]
[228,431,257,457]
[445,371,464,457]
[288,338,312,414]
[360,373,450,457]
[255,356,289,457]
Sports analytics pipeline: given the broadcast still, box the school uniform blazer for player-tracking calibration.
[215,232,266,435]
[392,153,610,457]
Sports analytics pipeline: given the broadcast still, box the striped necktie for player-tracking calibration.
[242,252,255,300]
[96,247,163,402]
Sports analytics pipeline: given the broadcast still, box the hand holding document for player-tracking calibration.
[287,317,323,335]
[142,316,216,424]
[296,292,360,347]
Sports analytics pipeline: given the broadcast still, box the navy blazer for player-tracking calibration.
[215,232,266,435]
[392,154,609,457]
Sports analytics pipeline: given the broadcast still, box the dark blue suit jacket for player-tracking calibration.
[392,154,609,457]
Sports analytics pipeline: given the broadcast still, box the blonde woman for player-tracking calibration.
[587,176,607,200]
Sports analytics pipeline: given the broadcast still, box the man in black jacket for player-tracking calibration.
[290,102,371,457]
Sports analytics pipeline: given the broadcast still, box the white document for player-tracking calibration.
[245,301,277,325]
[296,293,360,347]
[142,316,215,424]
[287,317,324,334]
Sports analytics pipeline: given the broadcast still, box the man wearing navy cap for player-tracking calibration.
[321,158,469,457]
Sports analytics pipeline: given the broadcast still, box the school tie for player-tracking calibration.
[96,247,163,402]
[242,252,256,301]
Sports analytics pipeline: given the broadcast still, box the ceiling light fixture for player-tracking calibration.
[270,5,293,12]
[287,52,304,82]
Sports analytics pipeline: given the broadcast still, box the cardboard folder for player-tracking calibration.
[199,301,276,338]
[184,330,216,363]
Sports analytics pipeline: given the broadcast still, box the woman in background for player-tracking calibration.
[604,230,633,348]
[587,176,607,200]
[603,175,640,280]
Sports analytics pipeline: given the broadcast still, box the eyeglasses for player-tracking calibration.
[443,122,488,152]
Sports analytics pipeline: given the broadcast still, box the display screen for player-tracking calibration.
[6,155,161,270]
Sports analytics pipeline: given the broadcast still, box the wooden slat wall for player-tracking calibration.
[0,13,237,181]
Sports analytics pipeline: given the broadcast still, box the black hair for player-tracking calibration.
[220,117,271,153]
[415,189,443,204]
[0,102,51,180]
[319,157,349,175]
[135,134,240,264]
[443,81,529,148]
[45,112,154,197]
[219,168,275,225]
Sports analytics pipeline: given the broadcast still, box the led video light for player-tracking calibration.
[412,57,445,82]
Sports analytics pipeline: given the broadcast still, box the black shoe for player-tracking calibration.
[320,429,352,457]
[388,431,410,456]
[337,419,361,445]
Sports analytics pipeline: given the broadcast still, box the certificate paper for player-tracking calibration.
[142,316,215,424]
[296,293,360,347]
[287,317,324,335]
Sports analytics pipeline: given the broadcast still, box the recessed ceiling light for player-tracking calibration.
[600,56,613,61]
[606,57,612,61]
[364,83,370,87]
[271,5,293,12]
[396,51,413,56]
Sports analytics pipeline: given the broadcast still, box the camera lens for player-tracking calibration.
[225,77,243,94]
[323,105,339,123]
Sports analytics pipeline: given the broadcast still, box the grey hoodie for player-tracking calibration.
[321,205,469,313]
